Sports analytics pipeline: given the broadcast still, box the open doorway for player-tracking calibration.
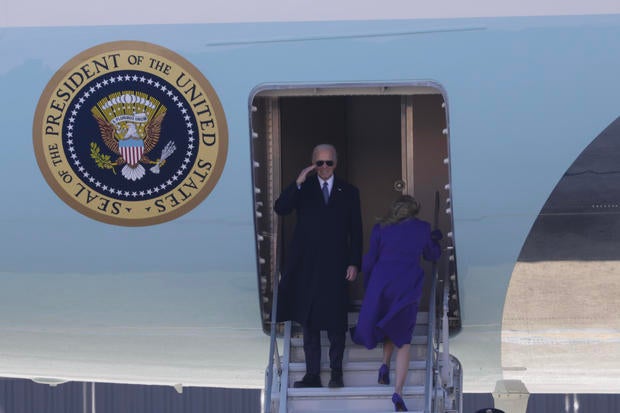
[250,84,459,334]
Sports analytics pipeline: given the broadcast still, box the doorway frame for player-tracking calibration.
[248,81,458,334]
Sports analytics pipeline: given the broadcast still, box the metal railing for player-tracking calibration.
[450,355,464,412]
[278,321,292,413]
[424,260,463,413]
[263,262,292,413]
[425,190,442,413]
[424,261,440,413]
[425,188,465,413]
[440,270,452,391]
[263,265,281,413]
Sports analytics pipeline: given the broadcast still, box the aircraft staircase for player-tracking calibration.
[263,268,463,413]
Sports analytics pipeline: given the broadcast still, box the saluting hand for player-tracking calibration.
[296,164,317,186]
[345,265,358,282]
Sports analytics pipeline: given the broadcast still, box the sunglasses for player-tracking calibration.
[315,160,334,167]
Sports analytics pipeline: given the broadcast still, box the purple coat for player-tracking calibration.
[353,218,440,348]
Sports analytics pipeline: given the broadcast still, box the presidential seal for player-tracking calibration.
[33,41,228,226]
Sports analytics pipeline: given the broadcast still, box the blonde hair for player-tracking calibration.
[379,195,420,227]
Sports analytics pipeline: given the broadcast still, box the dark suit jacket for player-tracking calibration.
[274,174,362,331]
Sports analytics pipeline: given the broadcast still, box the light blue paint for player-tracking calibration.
[0,13,619,390]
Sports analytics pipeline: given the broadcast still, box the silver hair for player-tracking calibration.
[312,144,338,162]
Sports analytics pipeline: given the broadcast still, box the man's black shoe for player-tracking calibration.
[328,371,344,388]
[293,373,322,388]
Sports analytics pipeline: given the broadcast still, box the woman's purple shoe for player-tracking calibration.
[392,392,408,412]
[378,364,390,384]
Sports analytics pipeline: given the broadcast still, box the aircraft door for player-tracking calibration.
[251,88,459,332]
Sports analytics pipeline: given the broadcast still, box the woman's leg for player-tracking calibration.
[394,343,411,395]
[382,339,394,366]
[378,339,394,384]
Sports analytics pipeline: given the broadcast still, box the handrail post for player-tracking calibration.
[425,191,441,413]
[263,268,280,413]
[425,263,438,413]
[264,203,281,413]
[278,321,292,413]
[440,271,452,388]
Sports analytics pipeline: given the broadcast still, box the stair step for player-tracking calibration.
[283,386,425,412]
[290,334,428,348]
[271,312,433,412]
[289,408,424,413]
[291,406,426,413]
[289,338,428,363]
[288,360,427,372]
[288,385,424,398]
[287,360,427,387]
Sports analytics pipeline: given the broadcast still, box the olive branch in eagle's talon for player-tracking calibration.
[90,142,117,174]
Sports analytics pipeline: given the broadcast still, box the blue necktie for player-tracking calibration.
[322,182,329,204]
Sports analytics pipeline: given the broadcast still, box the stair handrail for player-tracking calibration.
[264,228,281,413]
[449,354,464,412]
[425,261,440,413]
[263,266,280,413]
[440,269,452,388]
[425,191,442,413]
[439,273,462,413]
[278,320,292,413]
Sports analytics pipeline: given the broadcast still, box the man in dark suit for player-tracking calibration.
[275,144,363,388]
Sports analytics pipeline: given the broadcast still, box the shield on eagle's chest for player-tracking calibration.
[119,139,145,166]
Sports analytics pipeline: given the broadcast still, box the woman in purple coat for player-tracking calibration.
[352,195,441,412]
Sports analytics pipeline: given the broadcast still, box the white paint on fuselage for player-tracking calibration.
[0,271,268,388]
